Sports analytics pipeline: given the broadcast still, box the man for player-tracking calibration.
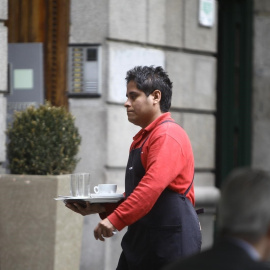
[163,168,270,270]
[66,66,201,269]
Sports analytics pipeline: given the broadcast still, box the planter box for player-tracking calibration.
[0,174,83,270]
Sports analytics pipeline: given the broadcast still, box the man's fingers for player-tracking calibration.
[85,201,91,208]
[93,218,116,241]
[94,226,105,241]
[102,229,109,238]
[93,226,100,240]
[65,201,106,217]
[65,202,87,216]
[74,203,83,210]
[65,203,79,212]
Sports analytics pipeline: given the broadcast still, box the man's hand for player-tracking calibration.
[94,218,116,241]
[65,201,106,216]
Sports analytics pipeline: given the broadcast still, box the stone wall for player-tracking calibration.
[0,0,7,174]
[252,0,270,171]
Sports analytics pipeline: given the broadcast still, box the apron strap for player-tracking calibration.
[184,176,193,196]
[140,120,196,199]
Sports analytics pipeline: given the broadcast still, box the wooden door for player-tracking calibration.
[5,0,70,108]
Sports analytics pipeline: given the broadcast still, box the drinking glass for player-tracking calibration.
[77,173,91,197]
[70,173,91,197]
[70,174,79,197]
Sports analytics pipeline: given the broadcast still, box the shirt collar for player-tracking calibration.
[133,112,172,141]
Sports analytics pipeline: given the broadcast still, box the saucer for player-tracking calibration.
[90,193,123,198]
[55,193,124,203]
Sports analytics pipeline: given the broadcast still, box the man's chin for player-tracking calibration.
[127,117,140,126]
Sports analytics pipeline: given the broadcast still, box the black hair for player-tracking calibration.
[125,66,173,112]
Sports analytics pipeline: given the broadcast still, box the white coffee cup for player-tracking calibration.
[70,173,91,197]
[94,184,117,194]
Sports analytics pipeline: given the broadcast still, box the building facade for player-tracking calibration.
[0,0,270,270]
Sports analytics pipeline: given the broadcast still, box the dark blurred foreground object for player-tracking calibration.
[6,102,81,175]
[163,168,270,270]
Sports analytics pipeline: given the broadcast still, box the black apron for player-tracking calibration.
[116,121,202,270]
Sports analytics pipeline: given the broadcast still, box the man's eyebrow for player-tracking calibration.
[126,91,138,97]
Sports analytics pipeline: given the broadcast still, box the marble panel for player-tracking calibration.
[197,206,217,250]
[109,0,147,42]
[68,98,107,186]
[104,228,127,270]
[166,51,217,110]
[183,0,218,53]
[108,42,165,103]
[0,25,7,92]
[148,0,167,45]
[181,113,216,169]
[104,168,126,194]
[254,0,270,11]
[69,0,108,43]
[0,95,6,162]
[253,16,270,79]
[79,215,106,270]
[252,10,270,171]
[252,120,270,170]
[0,0,7,19]
[107,105,140,167]
[165,0,185,48]
[147,0,184,47]
[194,171,215,186]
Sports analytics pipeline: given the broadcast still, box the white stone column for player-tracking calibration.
[252,0,270,170]
[0,0,8,173]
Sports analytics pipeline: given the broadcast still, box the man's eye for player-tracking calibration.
[130,94,137,100]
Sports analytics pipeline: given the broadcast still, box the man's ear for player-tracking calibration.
[151,90,161,104]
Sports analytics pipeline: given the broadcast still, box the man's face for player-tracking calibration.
[124,81,157,128]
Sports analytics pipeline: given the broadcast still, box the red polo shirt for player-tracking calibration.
[107,112,195,231]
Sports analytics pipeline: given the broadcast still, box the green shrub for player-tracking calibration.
[6,102,81,175]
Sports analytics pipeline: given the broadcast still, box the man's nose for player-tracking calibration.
[124,99,130,107]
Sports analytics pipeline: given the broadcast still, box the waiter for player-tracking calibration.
[66,66,202,270]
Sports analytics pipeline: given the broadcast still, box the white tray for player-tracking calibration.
[55,193,124,203]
